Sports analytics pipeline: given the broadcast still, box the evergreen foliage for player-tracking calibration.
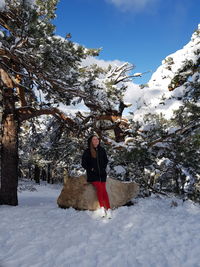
[1,1,200,205]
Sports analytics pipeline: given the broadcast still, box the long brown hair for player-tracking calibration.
[88,135,99,158]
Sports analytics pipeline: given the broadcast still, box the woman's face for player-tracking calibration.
[91,136,99,148]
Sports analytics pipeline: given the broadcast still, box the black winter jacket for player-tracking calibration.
[81,146,108,182]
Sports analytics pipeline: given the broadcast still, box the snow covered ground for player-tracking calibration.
[1,181,200,267]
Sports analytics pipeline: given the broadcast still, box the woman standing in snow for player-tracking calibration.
[82,135,112,218]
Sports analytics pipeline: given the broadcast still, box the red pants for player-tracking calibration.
[91,182,111,209]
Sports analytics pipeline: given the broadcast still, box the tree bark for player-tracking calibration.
[41,168,46,181]
[114,125,125,142]
[47,163,51,184]
[0,88,18,205]
[34,164,40,184]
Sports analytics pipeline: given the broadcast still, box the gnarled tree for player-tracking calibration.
[0,0,99,205]
[0,0,141,205]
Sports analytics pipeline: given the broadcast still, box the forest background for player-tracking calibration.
[0,0,200,206]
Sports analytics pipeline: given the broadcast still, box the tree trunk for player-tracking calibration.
[41,168,47,181]
[34,164,40,184]
[28,163,32,180]
[0,88,18,206]
[114,125,124,142]
[47,163,51,184]
[0,89,2,189]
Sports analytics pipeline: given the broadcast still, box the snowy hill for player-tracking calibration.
[1,181,200,267]
[130,24,200,121]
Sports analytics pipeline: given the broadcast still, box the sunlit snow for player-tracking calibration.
[1,181,200,267]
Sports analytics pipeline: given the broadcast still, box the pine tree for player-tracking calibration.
[0,0,99,205]
[0,0,140,205]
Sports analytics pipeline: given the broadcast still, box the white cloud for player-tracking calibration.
[105,0,159,13]
[81,56,124,68]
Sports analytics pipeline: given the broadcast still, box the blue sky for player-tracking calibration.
[54,0,200,84]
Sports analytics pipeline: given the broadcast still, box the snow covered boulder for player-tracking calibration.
[57,175,139,210]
